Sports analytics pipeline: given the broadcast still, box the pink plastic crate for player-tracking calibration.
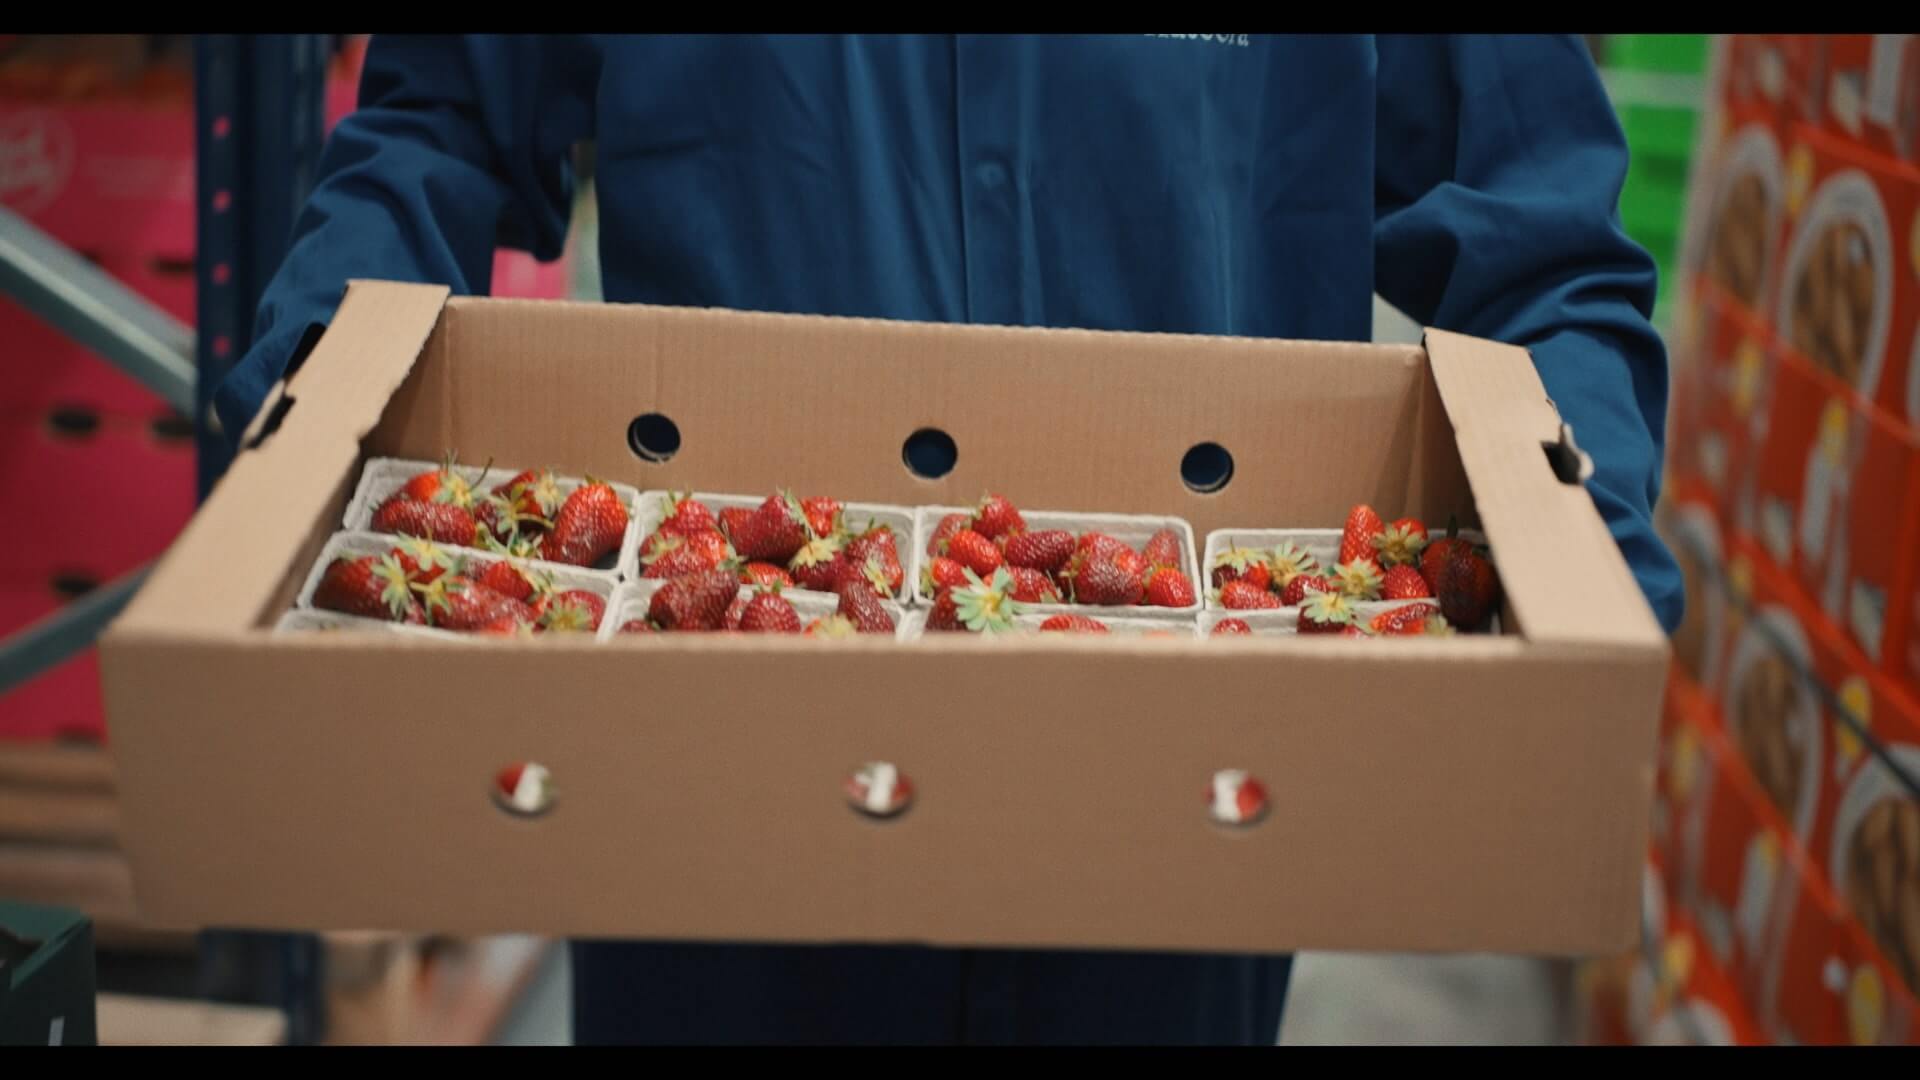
[0,416,195,582]
[0,586,106,744]
[0,100,195,262]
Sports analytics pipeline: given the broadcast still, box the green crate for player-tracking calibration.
[1620,103,1701,161]
[1605,34,1709,76]
[1621,184,1689,241]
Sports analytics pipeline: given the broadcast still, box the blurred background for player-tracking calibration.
[0,34,1914,1044]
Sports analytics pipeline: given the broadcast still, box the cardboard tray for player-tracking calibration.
[99,282,1670,956]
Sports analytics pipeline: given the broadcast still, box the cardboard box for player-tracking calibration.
[1656,475,1733,692]
[1762,842,1920,1044]
[1827,388,1920,676]
[1775,124,1920,429]
[1670,281,1776,546]
[96,282,1668,953]
[1615,858,1769,1046]
[1687,113,1789,314]
[0,900,96,1046]
[1721,36,1822,141]
[1748,347,1854,608]
[1813,35,1920,165]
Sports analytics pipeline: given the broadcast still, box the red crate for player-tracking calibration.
[0,587,105,744]
[0,415,195,583]
[0,100,194,262]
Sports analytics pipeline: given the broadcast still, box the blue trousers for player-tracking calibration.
[571,941,1292,1045]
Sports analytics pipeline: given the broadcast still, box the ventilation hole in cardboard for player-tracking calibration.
[845,762,914,820]
[49,573,100,602]
[45,406,100,439]
[627,413,681,463]
[1181,442,1234,493]
[1207,769,1269,827]
[901,428,957,480]
[492,762,556,818]
[150,412,194,443]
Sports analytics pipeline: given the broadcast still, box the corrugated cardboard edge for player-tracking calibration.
[1421,328,1669,652]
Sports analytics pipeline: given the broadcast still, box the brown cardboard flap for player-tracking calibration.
[104,282,451,637]
[1422,329,1666,651]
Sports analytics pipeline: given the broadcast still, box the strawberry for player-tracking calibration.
[1219,579,1283,610]
[1143,566,1196,608]
[1007,566,1063,603]
[1279,572,1335,608]
[538,589,606,632]
[657,491,717,537]
[949,567,1025,633]
[1435,546,1499,632]
[1381,564,1431,600]
[841,523,904,596]
[723,592,750,630]
[1369,602,1436,636]
[479,468,560,538]
[971,494,1026,540]
[718,506,755,544]
[546,480,629,567]
[1330,559,1383,601]
[647,568,740,632]
[805,614,860,638]
[641,536,723,580]
[1419,518,1469,590]
[787,534,848,592]
[1209,545,1274,593]
[372,495,480,547]
[475,559,537,602]
[922,555,970,594]
[926,587,963,632]
[313,553,419,622]
[800,496,843,539]
[398,453,478,508]
[1267,542,1317,591]
[1340,504,1386,570]
[835,575,898,634]
[1141,528,1183,571]
[947,529,1004,578]
[1065,545,1145,606]
[927,512,970,556]
[1039,614,1109,633]
[477,523,545,561]
[1210,618,1253,636]
[1003,529,1075,574]
[618,619,654,634]
[391,537,460,586]
[479,615,532,637]
[1340,624,1373,638]
[1298,590,1357,634]
[740,562,794,590]
[1421,613,1458,637]
[1374,517,1429,568]
[1076,532,1130,560]
[739,587,802,633]
[417,576,537,632]
[731,491,811,563]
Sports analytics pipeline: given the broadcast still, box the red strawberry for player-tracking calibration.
[723,592,750,630]
[971,494,1026,540]
[1330,559,1384,601]
[718,506,755,544]
[657,491,717,537]
[1267,542,1317,592]
[1039,614,1109,633]
[800,496,843,539]
[1279,573,1335,608]
[1003,529,1075,574]
[947,529,1004,578]
[947,567,1024,633]
[731,491,811,563]
[787,534,848,592]
[1076,532,1130,559]
[1369,602,1436,636]
[398,454,477,508]
[1374,517,1429,568]
[1210,618,1253,636]
[482,468,561,537]
[1219,578,1283,610]
[805,614,860,638]
[1340,624,1373,638]
[1141,528,1183,571]
[641,536,723,580]
[547,480,629,567]
[1298,590,1357,634]
[922,555,970,594]
[739,588,802,633]
[648,569,741,632]
[1143,566,1196,608]
[1209,545,1274,592]
[835,575,898,634]
[1066,546,1146,606]
[1419,518,1469,590]
[417,576,538,632]
[1381,564,1431,600]
[1007,566,1063,603]
[475,559,537,602]
[313,553,418,622]
[842,523,904,596]
[927,512,970,556]
[740,562,794,590]
[391,537,460,586]
[478,614,531,637]
[1340,504,1386,570]
[619,619,654,634]
[372,495,480,547]
[538,589,606,632]
[1436,546,1499,631]
[926,587,963,632]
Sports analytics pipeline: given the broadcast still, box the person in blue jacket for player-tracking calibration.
[216,34,1684,1045]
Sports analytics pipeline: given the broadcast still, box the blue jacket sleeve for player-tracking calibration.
[1372,34,1684,632]
[210,34,596,445]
